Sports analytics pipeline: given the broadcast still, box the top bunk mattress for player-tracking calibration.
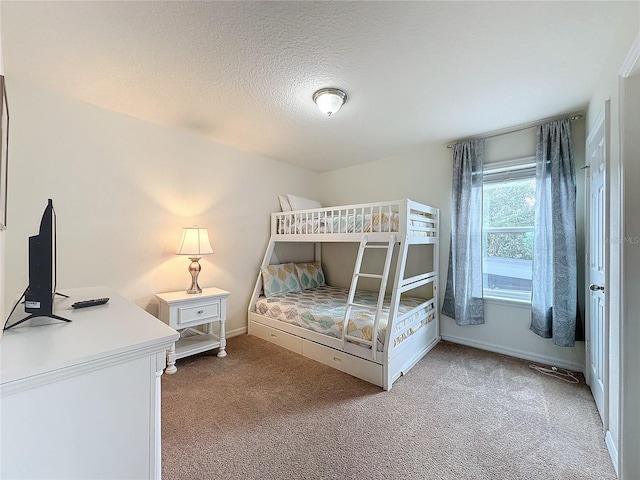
[254,286,435,351]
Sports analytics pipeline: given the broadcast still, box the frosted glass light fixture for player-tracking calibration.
[313,88,347,116]
[176,226,214,294]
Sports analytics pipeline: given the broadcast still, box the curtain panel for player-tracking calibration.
[442,139,485,325]
[530,118,578,347]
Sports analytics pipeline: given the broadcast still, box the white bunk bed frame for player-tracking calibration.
[248,199,440,390]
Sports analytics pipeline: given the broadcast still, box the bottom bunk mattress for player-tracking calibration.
[254,286,435,351]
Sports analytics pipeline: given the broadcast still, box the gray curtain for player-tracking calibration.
[442,139,485,325]
[530,118,577,346]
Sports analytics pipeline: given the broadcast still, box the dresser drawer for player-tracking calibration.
[177,300,220,327]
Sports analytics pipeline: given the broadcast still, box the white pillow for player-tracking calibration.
[287,194,322,211]
[278,195,292,212]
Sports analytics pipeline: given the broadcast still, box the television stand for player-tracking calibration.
[2,287,71,330]
[4,313,71,330]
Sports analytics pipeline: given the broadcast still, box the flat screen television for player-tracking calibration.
[4,199,69,329]
[24,199,56,316]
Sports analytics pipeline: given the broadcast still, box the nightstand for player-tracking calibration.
[155,287,230,374]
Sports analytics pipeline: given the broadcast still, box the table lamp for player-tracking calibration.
[176,226,214,294]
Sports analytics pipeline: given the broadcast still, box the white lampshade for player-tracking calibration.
[313,88,347,116]
[176,226,213,256]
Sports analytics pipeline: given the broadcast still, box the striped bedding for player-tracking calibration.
[254,286,434,351]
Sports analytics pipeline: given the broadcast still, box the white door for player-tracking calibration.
[586,105,608,424]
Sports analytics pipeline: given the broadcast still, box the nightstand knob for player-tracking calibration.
[197,310,204,315]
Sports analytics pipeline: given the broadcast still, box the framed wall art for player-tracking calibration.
[0,75,8,229]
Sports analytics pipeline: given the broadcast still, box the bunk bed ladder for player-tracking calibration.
[342,234,396,361]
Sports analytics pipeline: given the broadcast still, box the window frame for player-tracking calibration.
[482,156,536,304]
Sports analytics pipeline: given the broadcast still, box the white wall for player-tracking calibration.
[319,124,587,371]
[3,80,318,335]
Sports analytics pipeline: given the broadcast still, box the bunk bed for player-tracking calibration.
[248,199,440,390]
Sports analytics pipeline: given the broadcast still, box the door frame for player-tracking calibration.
[618,31,640,480]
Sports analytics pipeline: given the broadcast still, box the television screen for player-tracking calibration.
[3,199,69,330]
[24,199,55,315]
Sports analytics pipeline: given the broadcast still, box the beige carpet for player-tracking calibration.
[161,335,615,480]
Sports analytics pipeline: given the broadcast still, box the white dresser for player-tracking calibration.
[0,286,179,480]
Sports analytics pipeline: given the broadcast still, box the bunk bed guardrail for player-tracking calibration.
[271,199,438,241]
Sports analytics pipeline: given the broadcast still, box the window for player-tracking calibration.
[482,158,536,302]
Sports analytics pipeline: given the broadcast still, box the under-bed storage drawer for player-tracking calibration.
[251,321,302,354]
[302,339,383,387]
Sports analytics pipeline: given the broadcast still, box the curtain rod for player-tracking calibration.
[445,111,584,149]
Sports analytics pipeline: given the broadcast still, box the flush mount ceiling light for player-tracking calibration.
[313,88,347,116]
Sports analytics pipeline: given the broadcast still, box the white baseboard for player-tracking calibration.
[605,430,619,477]
[227,326,247,338]
[440,334,585,373]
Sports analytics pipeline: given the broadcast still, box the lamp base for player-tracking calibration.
[186,257,203,294]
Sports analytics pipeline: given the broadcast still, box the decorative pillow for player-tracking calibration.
[294,261,326,290]
[278,195,292,212]
[286,194,322,211]
[261,263,301,297]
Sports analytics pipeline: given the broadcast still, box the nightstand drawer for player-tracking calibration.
[177,300,220,326]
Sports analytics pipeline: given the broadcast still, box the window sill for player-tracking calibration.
[483,296,532,309]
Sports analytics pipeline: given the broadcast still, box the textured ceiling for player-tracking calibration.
[2,1,639,172]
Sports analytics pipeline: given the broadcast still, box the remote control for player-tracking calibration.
[71,298,110,309]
